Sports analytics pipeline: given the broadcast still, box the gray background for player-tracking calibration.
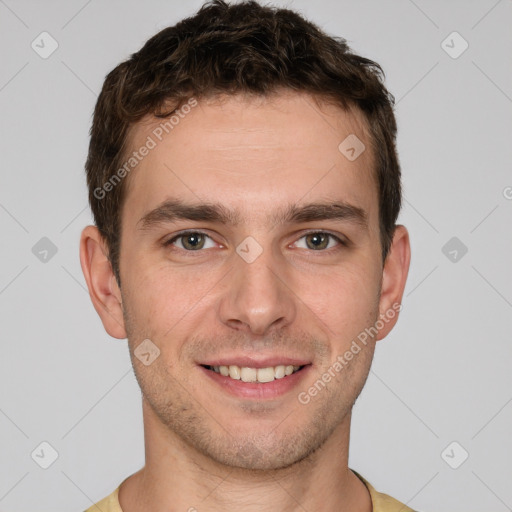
[0,0,511,511]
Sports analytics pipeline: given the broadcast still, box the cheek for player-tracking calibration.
[300,262,381,341]
[122,261,218,345]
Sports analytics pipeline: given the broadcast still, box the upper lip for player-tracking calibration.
[199,355,311,368]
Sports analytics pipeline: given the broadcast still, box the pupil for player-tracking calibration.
[308,233,327,250]
[186,233,202,249]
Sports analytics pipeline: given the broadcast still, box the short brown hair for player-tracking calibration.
[85,0,401,286]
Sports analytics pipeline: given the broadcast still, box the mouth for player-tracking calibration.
[198,361,312,400]
[201,364,306,383]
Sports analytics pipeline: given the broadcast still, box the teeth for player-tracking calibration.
[209,364,303,382]
[274,365,285,379]
[257,367,275,383]
[240,367,257,382]
[229,365,241,380]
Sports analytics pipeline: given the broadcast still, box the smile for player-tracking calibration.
[203,364,304,383]
[199,358,312,399]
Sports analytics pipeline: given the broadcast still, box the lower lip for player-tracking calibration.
[199,365,312,400]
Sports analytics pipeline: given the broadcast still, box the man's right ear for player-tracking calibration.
[79,225,127,339]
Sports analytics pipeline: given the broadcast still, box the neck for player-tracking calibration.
[119,401,372,512]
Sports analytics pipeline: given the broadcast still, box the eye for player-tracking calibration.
[164,231,217,251]
[293,232,344,251]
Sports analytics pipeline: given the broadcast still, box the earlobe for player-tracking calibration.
[79,225,127,339]
[376,225,411,341]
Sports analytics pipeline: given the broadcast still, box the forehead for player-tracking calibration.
[121,91,377,226]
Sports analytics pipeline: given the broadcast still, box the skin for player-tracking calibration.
[80,91,410,512]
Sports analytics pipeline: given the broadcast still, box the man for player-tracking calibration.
[80,0,412,510]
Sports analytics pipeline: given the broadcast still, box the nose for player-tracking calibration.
[218,244,297,336]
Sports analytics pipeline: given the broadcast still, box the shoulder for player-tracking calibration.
[352,470,417,512]
[84,486,122,512]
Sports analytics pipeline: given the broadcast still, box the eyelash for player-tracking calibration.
[163,230,346,252]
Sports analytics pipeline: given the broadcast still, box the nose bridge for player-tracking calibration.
[218,237,296,334]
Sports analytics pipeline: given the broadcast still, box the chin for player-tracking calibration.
[194,427,325,472]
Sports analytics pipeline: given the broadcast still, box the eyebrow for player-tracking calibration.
[137,198,368,231]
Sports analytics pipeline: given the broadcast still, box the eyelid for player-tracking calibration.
[163,229,219,248]
[163,229,348,251]
[291,230,347,249]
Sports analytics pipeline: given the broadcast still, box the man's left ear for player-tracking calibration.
[376,225,411,341]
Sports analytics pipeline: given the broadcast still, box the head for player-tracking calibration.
[80,0,410,471]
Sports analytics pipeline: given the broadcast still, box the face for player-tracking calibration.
[101,92,403,470]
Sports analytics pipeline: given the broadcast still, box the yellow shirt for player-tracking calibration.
[85,470,416,512]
